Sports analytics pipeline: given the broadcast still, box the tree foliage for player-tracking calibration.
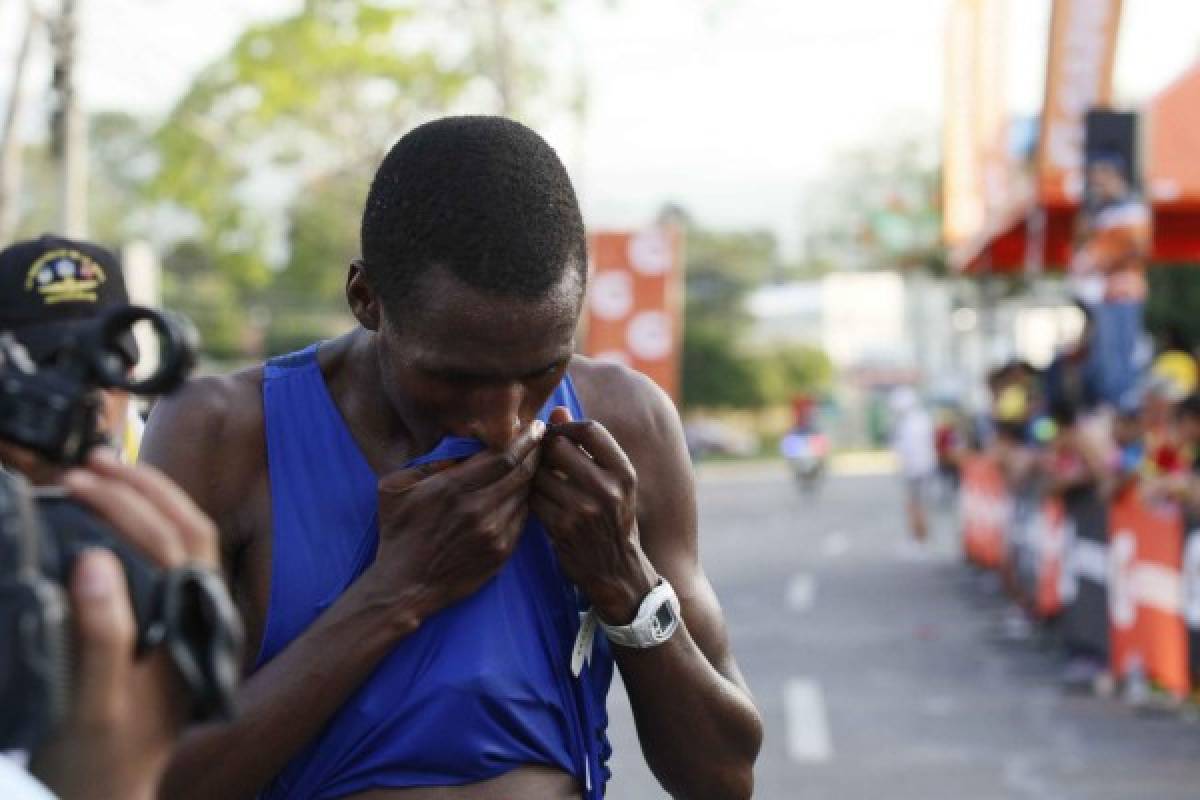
[135,0,567,359]
[672,208,834,410]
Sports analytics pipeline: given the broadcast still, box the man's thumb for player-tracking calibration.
[378,459,457,494]
[70,549,135,724]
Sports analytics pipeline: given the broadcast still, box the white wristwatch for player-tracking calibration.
[598,577,682,649]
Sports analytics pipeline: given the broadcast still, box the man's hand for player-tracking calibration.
[30,449,220,800]
[365,421,546,628]
[530,407,658,625]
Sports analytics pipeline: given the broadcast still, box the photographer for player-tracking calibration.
[1,238,239,799]
[0,235,143,479]
[0,447,220,800]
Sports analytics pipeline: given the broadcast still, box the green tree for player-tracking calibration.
[147,0,572,359]
[681,324,766,409]
[10,112,152,246]
[804,125,942,273]
[756,344,834,405]
[668,206,830,410]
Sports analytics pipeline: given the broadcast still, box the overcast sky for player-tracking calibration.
[2,0,1199,255]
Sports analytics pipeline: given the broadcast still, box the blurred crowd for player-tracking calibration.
[954,312,1200,518]
[936,304,1200,692]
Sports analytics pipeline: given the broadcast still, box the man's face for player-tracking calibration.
[374,266,583,451]
[1089,163,1127,202]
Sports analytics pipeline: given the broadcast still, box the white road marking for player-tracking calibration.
[786,573,817,612]
[784,679,833,763]
[821,531,851,558]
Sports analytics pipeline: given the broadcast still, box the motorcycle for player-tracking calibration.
[781,428,830,494]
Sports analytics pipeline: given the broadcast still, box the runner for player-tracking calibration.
[143,116,762,800]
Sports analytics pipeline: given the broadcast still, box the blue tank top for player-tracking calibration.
[255,344,614,799]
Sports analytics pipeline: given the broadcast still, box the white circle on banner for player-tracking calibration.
[590,271,634,321]
[593,350,631,367]
[627,228,672,276]
[626,311,672,361]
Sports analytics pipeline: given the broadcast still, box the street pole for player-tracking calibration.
[0,2,41,242]
[51,0,87,237]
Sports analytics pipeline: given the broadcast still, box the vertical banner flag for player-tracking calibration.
[943,0,1010,248]
[1037,0,1124,207]
[584,226,684,401]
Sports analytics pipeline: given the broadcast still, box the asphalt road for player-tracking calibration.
[602,464,1200,800]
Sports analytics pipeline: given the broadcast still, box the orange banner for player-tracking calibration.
[1107,490,1189,697]
[584,226,684,401]
[943,0,1010,247]
[960,455,1011,570]
[1037,0,1123,207]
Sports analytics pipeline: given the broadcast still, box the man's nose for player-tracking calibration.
[469,382,525,450]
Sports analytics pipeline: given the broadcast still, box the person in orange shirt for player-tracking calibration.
[1069,155,1152,409]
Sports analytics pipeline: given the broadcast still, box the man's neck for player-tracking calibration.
[325,329,445,469]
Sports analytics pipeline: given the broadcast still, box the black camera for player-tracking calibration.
[0,306,242,753]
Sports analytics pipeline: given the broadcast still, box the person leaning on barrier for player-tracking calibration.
[1152,392,1200,510]
[0,446,223,800]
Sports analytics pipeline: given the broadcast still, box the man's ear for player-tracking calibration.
[347,259,381,331]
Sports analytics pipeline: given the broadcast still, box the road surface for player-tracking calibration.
[604,464,1200,799]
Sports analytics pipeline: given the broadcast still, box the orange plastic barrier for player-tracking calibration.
[1107,489,1190,697]
[1034,497,1069,619]
[960,455,1011,570]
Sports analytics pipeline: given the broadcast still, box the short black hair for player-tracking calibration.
[360,116,586,313]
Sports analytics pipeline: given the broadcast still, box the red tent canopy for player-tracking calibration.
[955,205,1075,274]
[956,62,1200,275]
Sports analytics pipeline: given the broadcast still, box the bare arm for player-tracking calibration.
[546,364,763,800]
[140,376,419,800]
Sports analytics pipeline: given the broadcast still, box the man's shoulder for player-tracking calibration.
[567,355,678,442]
[141,365,267,517]
[147,366,266,452]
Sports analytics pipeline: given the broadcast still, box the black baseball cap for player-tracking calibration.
[0,233,137,365]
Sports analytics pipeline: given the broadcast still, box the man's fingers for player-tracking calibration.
[532,465,578,508]
[474,440,544,500]
[546,417,634,478]
[0,442,65,487]
[86,450,218,567]
[70,549,136,725]
[453,419,546,490]
[540,434,614,499]
[62,470,188,568]
[529,494,567,536]
[378,459,457,495]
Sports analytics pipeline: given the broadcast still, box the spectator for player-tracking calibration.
[1068,155,1152,409]
[1150,326,1197,403]
[890,387,936,552]
[0,235,143,463]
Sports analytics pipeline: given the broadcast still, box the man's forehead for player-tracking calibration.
[403,329,574,377]
[398,298,577,374]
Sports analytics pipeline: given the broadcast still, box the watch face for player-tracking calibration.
[652,603,675,640]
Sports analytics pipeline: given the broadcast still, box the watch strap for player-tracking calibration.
[598,577,681,649]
